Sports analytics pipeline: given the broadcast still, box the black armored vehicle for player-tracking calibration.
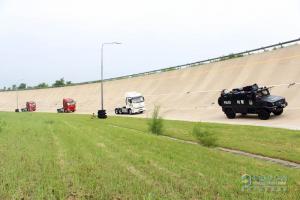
[218,84,288,120]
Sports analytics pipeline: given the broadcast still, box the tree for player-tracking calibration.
[66,81,72,85]
[18,83,27,90]
[52,78,65,87]
[36,82,49,88]
[12,85,16,91]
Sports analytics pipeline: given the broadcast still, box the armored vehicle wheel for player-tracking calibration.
[273,108,283,116]
[225,109,236,119]
[258,110,270,120]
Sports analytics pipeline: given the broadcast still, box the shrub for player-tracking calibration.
[192,124,217,147]
[52,78,65,87]
[35,82,49,89]
[148,106,164,135]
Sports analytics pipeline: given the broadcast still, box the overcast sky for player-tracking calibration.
[0,0,299,88]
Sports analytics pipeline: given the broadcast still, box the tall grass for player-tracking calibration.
[192,123,217,147]
[148,106,164,135]
[0,119,6,133]
[0,112,299,199]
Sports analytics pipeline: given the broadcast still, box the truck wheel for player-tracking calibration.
[225,109,236,119]
[128,109,132,115]
[115,108,119,114]
[258,110,270,120]
[273,108,283,116]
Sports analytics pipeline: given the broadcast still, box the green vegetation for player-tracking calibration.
[0,78,74,92]
[0,112,299,199]
[192,123,217,147]
[105,117,300,163]
[148,106,164,135]
[220,53,244,61]
[36,82,49,89]
[17,83,27,90]
[0,119,6,133]
[52,78,66,87]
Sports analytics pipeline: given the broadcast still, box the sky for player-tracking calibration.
[0,0,299,88]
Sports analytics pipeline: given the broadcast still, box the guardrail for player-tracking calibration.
[1,38,299,92]
[80,37,300,84]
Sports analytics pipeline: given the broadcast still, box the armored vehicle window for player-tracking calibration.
[256,89,270,98]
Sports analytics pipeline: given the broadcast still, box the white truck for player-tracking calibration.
[115,92,145,115]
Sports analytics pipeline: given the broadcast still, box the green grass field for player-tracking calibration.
[0,112,299,199]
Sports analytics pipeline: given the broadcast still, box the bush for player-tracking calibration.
[18,83,27,90]
[52,78,65,87]
[148,106,164,135]
[36,82,49,89]
[192,124,217,147]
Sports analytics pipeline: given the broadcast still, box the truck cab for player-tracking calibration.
[20,101,37,112]
[218,84,288,120]
[26,101,36,112]
[57,98,76,113]
[115,92,145,115]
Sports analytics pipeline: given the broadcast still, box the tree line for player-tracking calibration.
[0,78,72,91]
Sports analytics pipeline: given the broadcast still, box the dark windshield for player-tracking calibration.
[131,96,144,103]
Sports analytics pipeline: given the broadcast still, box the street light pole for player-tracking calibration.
[101,43,104,111]
[15,79,23,112]
[16,89,19,111]
[98,42,121,119]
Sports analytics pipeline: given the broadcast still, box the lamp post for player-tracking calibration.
[98,42,121,119]
[15,79,24,112]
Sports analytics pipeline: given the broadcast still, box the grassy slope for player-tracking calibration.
[105,116,300,163]
[0,112,299,199]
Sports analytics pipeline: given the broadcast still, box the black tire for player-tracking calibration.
[273,108,283,116]
[225,109,236,119]
[115,108,119,114]
[258,110,270,120]
[128,109,132,115]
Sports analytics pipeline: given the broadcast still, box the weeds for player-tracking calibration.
[0,119,6,133]
[148,106,164,135]
[45,120,55,125]
[192,123,217,147]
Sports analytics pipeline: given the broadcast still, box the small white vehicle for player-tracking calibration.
[115,92,145,115]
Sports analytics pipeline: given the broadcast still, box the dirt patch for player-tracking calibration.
[127,166,146,180]
[96,143,106,148]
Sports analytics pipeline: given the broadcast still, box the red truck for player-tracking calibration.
[57,98,76,113]
[26,101,37,112]
[20,101,37,112]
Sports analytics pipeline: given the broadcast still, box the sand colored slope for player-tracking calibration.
[1,45,300,129]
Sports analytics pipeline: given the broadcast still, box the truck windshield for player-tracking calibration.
[132,96,144,103]
[67,101,76,105]
[256,89,270,98]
